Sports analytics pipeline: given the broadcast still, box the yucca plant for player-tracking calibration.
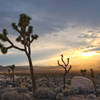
[0,14,38,94]
[57,54,72,89]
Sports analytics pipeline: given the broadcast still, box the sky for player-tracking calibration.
[0,0,100,70]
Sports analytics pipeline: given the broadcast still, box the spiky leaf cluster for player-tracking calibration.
[31,34,38,40]
[11,14,39,46]
[9,64,15,70]
[1,47,8,54]
[0,29,8,54]
[12,23,17,30]
[0,43,3,48]
[3,29,8,36]
[28,26,33,34]
[0,42,8,54]
[16,36,21,42]
[0,34,8,42]
[18,13,31,27]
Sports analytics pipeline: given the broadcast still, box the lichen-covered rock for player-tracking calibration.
[1,91,18,100]
[86,94,97,100]
[66,95,85,100]
[63,88,79,96]
[56,93,64,100]
[15,88,29,93]
[35,87,49,98]
[0,88,16,99]
[71,76,95,93]
[49,81,55,88]
[96,88,100,95]
[1,90,32,100]
[54,87,62,94]
[35,87,56,99]
[48,90,56,100]
[97,97,100,100]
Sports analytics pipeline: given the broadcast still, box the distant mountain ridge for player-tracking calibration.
[0,65,60,72]
[0,65,29,72]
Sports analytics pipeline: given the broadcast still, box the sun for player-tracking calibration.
[81,52,96,57]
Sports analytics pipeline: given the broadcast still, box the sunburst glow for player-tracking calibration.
[81,52,96,57]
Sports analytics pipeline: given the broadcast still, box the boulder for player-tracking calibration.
[0,88,16,99]
[15,88,29,93]
[56,93,64,100]
[48,90,56,100]
[35,87,56,99]
[66,95,85,100]
[86,94,97,100]
[1,91,32,100]
[35,87,49,98]
[54,87,62,94]
[63,88,79,96]
[71,76,95,93]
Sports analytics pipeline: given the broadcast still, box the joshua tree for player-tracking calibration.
[80,69,87,76]
[90,68,97,96]
[57,54,72,89]
[8,68,11,80]
[8,65,15,83]
[0,14,38,94]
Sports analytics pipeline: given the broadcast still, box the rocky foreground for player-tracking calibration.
[0,76,100,100]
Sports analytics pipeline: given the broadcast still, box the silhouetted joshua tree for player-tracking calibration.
[58,54,72,89]
[90,68,97,96]
[8,65,15,83]
[80,69,87,76]
[8,68,11,81]
[0,14,38,94]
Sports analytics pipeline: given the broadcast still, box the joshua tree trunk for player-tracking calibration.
[8,71,11,81]
[92,78,97,96]
[63,71,67,89]
[27,52,36,93]
[63,72,66,89]
[12,69,15,83]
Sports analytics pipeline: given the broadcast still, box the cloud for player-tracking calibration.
[1,21,100,66]
[83,47,100,53]
[1,0,100,66]
[1,0,100,35]
[79,31,100,39]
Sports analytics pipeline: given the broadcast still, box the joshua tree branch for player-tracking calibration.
[30,38,34,43]
[66,58,69,67]
[28,38,31,55]
[67,65,72,73]
[7,37,25,51]
[6,46,13,49]
[61,55,67,67]
[15,27,22,35]
[58,60,65,69]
